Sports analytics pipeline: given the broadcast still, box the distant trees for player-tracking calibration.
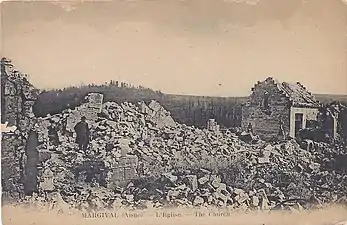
[32,81,163,117]
[158,96,246,128]
[108,80,119,87]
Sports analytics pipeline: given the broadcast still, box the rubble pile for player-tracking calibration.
[4,97,347,212]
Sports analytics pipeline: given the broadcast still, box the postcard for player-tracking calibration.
[1,1,347,225]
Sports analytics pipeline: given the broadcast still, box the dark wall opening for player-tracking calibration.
[24,130,39,195]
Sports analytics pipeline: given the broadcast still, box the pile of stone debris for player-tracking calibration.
[5,95,347,212]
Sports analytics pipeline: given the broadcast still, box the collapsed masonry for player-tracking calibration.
[324,102,347,141]
[242,77,322,141]
[1,63,346,210]
[34,96,178,191]
[1,90,346,211]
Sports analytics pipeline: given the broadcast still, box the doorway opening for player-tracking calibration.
[294,113,304,138]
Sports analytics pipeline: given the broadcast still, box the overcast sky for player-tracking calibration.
[1,0,347,96]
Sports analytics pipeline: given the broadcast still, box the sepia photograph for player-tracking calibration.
[1,0,347,224]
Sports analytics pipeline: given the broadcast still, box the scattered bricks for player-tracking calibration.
[211,175,222,188]
[234,188,244,195]
[198,176,209,185]
[287,182,296,190]
[217,187,233,205]
[38,151,51,163]
[2,83,347,211]
[119,139,132,156]
[193,196,204,206]
[125,194,134,202]
[239,132,253,142]
[262,150,271,158]
[295,202,304,211]
[264,144,273,152]
[112,197,123,209]
[258,157,270,164]
[39,168,54,191]
[200,168,211,174]
[184,175,198,192]
[251,196,260,207]
[213,191,230,205]
[124,166,137,180]
[235,192,249,204]
[233,189,249,204]
[163,173,178,184]
[258,189,270,210]
[167,189,180,199]
[309,162,320,172]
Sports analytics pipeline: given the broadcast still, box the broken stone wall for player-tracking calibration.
[1,57,39,198]
[289,107,319,138]
[1,58,39,132]
[207,119,219,132]
[241,78,291,140]
[324,103,347,141]
[1,133,26,198]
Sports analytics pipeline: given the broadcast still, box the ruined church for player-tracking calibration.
[241,77,322,140]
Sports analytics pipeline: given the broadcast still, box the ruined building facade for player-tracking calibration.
[242,77,321,140]
[322,102,347,141]
[1,57,39,130]
[1,58,40,197]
